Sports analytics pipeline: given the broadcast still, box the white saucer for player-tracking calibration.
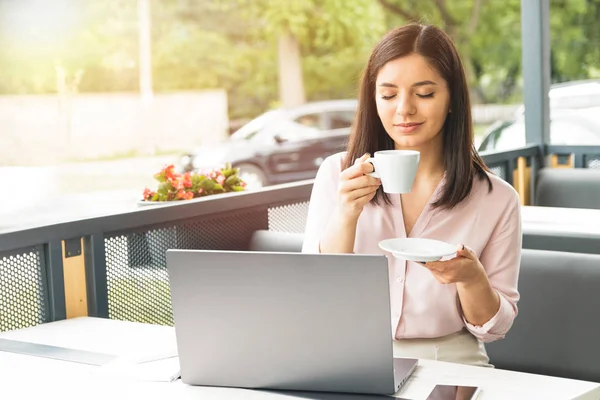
[378,238,457,262]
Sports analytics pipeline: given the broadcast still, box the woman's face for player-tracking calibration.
[375,53,451,150]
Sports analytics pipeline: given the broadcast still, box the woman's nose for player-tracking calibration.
[395,94,416,116]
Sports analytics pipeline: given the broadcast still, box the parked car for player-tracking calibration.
[179,99,358,189]
[478,106,600,153]
[514,79,600,117]
[545,79,600,109]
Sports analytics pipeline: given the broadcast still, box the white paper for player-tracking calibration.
[95,355,181,383]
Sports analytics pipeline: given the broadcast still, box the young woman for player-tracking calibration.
[302,24,521,367]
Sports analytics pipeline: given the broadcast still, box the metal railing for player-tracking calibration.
[546,145,600,168]
[480,145,540,183]
[0,182,312,330]
[2,144,599,332]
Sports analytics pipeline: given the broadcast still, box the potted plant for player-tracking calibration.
[135,163,247,265]
[139,163,246,205]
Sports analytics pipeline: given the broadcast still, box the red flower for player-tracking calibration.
[163,164,177,180]
[145,161,244,202]
[182,172,192,188]
[171,178,184,191]
[143,188,154,199]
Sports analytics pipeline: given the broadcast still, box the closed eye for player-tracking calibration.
[381,93,434,100]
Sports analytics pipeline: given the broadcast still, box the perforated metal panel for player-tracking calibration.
[103,209,268,326]
[0,248,47,332]
[268,202,309,233]
[489,165,507,181]
[586,157,600,169]
[104,233,172,326]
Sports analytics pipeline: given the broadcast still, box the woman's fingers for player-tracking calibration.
[342,154,375,180]
[339,174,380,192]
[354,153,370,165]
[340,184,380,202]
[336,153,381,216]
[456,244,476,261]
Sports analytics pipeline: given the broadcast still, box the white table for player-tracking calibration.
[0,317,599,400]
[522,206,600,235]
[521,206,600,254]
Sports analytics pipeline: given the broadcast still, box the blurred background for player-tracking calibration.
[1,0,599,223]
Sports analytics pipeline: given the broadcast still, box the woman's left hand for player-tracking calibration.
[420,244,486,286]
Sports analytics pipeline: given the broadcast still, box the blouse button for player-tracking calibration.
[396,277,404,283]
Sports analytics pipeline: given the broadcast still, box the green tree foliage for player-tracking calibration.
[549,0,600,82]
[0,0,598,119]
[377,0,600,103]
[212,0,385,113]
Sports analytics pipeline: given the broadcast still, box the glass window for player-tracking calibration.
[230,110,282,141]
[490,115,600,152]
[294,113,322,129]
[493,121,526,151]
[478,120,514,152]
[327,110,355,130]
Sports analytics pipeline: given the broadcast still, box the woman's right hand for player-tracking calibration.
[336,153,381,220]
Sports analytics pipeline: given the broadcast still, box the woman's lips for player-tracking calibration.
[393,122,424,134]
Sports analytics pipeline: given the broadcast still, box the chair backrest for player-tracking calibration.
[536,168,600,209]
[523,227,600,255]
[248,230,304,252]
[486,249,600,383]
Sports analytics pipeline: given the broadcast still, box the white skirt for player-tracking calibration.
[392,329,492,368]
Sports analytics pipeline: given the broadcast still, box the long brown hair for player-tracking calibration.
[344,23,491,208]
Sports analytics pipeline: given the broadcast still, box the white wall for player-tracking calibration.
[472,104,520,124]
[0,90,229,165]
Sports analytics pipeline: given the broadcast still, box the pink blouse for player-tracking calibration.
[302,152,521,343]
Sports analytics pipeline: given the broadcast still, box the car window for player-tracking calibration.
[230,110,282,141]
[478,121,513,152]
[478,132,495,152]
[294,113,323,129]
[326,110,355,130]
[493,121,526,151]
[483,115,600,152]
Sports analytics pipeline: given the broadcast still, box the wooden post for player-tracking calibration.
[62,238,88,318]
[513,156,531,206]
[550,154,574,168]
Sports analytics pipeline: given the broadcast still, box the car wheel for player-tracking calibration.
[236,163,267,190]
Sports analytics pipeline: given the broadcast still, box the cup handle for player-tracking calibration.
[365,157,379,178]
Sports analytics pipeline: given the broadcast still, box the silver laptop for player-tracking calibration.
[166,249,417,395]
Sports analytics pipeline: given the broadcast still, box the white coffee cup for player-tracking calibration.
[366,150,420,194]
